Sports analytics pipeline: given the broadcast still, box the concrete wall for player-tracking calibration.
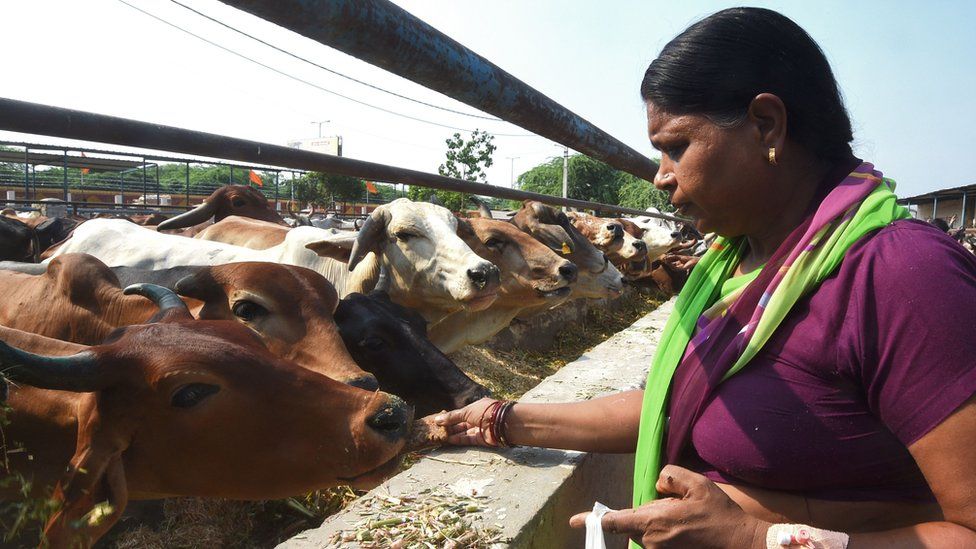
[280,298,676,548]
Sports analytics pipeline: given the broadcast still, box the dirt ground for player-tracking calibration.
[97,288,667,548]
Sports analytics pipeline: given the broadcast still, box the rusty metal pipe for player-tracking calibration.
[0,97,684,222]
[218,0,659,183]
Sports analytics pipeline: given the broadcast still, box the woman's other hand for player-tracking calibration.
[569,465,768,548]
[433,397,498,446]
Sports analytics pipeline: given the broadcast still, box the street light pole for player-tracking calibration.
[561,146,569,209]
[310,120,330,138]
[505,156,520,186]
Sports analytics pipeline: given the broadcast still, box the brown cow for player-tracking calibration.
[156,185,286,233]
[566,211,648,266]
[194,215,290,249]
[426,217,578,352]
[0,286,410,547]
[0,254,375,388]
[510,201,624,301]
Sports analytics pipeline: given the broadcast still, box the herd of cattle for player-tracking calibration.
[0,185,701,546]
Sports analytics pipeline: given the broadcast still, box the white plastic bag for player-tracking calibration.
[584,501,615,549]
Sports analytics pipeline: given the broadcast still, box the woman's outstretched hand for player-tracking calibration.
[433,397,499,447]
[569,465,768,548]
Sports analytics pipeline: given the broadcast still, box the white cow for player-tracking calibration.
[48,200,501,323]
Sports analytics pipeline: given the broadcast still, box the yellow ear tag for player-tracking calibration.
[561,242,572,254]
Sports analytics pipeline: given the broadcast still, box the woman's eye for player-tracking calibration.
[359,336,385,350]
[171,383,220,408]
[663,144,687,162]
[232,300,266,321]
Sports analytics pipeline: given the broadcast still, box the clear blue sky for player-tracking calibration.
[2,0,973,198]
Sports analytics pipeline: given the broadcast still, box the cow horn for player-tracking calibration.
[123,283,191,318]
[157,200,217,231]
[469,196,493,219]
[349,208,391,272]
[374,264,392,293]
[0,340,101,392]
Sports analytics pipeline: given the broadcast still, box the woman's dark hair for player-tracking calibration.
[641,7,854,162]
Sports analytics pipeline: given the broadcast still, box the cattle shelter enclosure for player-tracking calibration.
[0,0,687,546]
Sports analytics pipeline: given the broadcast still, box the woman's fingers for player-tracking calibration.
[655,464,710,498]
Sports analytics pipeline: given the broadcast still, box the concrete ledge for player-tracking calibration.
[280,298,676,548]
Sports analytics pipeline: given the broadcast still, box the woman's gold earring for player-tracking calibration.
[768,147,777,166]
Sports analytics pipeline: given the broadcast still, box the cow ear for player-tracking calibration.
[455,217,475,239]
[306,240,353,263]
[348,208,391,272]
[527,223,575,255]
[44,399,131,547]
[174,270,219,301]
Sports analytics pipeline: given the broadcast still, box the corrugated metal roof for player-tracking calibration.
[0,150,144,172]
[901,182,976,202]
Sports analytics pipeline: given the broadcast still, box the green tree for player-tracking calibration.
[409,129,496,211]
[515,154,623,206]
[617,173,672,212]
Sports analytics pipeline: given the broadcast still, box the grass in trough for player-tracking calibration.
[452,287,666,400]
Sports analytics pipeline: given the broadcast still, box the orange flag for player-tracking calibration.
[248,169,263,187]
[364,181,378,194]
[80,151,90,175]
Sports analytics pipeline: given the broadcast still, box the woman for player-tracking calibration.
[434,8,976,548]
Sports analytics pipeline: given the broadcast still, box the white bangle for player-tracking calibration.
[766,523,850,549]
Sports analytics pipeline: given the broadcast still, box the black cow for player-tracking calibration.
[335,291,491,416]
[0,216,39,262]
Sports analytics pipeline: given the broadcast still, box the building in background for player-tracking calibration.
[900,183,976,228]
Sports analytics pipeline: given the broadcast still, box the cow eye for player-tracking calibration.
[171,383,220,408]
[394,231,416,242]
[358,336,385,350]
[232,198,247,208]
[484,237,504,250]
[232,300,267,321]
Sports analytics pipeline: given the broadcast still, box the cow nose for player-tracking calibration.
[467,263,499,290]
[607,224,622,237]
[671,231,682,239]
[366,394,411,441]
[633,240,647,252]
[457,385,492,408]
[348,374,379,391]
[558,262,578,283]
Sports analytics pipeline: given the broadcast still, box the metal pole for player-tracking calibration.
[0,97,686,223]
[62,149,68,201]
[142,157,148,204]
[506,156,519,187]
[229,165,233,187]
[155,164,160,207]
[218,0,658,183]
[961,192,967,229]
[274,171,279,208]
[933,196,939,220]
[185,162,190,206]
[23,146,28,199]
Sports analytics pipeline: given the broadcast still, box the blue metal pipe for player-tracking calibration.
[219,0,659,182]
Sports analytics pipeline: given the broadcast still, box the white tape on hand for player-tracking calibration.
[584,501,615,549]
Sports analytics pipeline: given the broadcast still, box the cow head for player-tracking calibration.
[511,201,624,299]
[0,284,410,547]
[457,217,576,304]
[335,291,490,416]
[307,198,501,314]
[157,185,285,231]
[173,262,377,390]
[567,212,648,263]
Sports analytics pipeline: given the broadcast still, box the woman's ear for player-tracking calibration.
[747,93,788,151]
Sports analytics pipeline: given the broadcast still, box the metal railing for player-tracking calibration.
[0,98,684,222]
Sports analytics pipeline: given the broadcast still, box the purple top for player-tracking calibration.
[674,219,976,501]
